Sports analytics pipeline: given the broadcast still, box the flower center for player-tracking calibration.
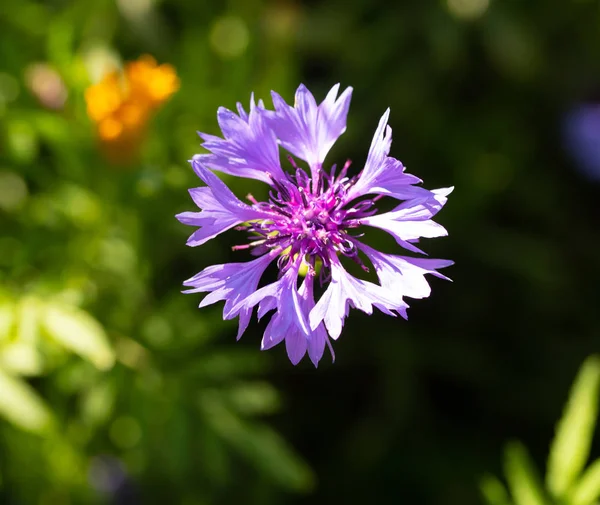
[233,161,375,275]
[293,193,345,248]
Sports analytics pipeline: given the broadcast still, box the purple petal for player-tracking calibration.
[198,96,286,184]
[285,330,308,365]
[183,254,275,339]
[257,297,277,320]
[266,83,353,171]
[300,277,330,367]
[190,158,268,217]
[258,275,330,367]
[346,109,429,202]
[235,262,310,336]
[359,188,453,250]
[260,306,308,364]
[309,257,405,340]
[176,212,241,247]
[177,159,273,247]
[357,241,453,300]
[260,313,287,350]
[307,326,327,367]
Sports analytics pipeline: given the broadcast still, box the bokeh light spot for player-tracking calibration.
[0,73,19,105]
[117,0,153,20]
[263,3,300,40]
[99,117,123,140]
[209,16,250,59]
[6,120,38,164]
[55,184,102,227]
[141,315,173,349]
[110,416,142,449]
[82,46,121,84]
[0,171,28,212]
[447,0,490,20]
[24,63,67,110]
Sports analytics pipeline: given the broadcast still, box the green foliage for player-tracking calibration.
[504,442,548,505]
[570,460,600,505]
[42,302,115,370]
[548,356,600,500]
[482,356,600,505]
[0,367,54,434]
[0,0,309,502]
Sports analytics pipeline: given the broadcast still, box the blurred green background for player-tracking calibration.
[1,0,600,504]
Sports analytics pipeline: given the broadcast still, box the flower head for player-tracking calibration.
[178,84,453,366]
[85,55,179,163]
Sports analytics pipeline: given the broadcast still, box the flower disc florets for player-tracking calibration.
[237,162,375,275]
[177,84,453,366]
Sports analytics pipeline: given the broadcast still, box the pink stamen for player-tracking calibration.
[232,239,266,251]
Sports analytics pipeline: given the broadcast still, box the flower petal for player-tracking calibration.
[183,254,275,340]
[177,159,273,247]
[267,83,353,171]
[198,96,286,184]
[235,262,310,336]
[359,188,453,252]
[307,325,328,367]
[357,241,453,300]
[260,312,287,350]
[257,296,307,360]
[309,257,404,340]
[300,276,330,367]
[258,274,329,366]
[285,329,308,365]
[259,306,308,364]
[346,109,429,202]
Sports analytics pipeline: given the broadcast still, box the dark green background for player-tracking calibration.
[1,0,599,504]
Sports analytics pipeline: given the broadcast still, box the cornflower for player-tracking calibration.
[178,84,453,366]
[85,55,179,163]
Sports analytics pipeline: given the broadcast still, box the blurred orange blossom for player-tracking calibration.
[85,55,179,164]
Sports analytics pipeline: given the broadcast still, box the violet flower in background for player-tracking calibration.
[88,456,140,505]
[564,103,600,181]
[177,84,453,366]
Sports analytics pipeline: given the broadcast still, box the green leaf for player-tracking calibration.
[16,296,40,343]
[569,458,600,505]
[0,367,53,434]
[546,355,600,498]
[481,473,512,505]
[504,441,547,505]
[41,303,115,370]
[0,301,15,342]
[0,298,44,375]
[0,342,44,376]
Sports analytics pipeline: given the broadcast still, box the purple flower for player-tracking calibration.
[178,84,453,366]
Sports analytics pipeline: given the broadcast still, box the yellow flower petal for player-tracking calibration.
[98,117,123,140]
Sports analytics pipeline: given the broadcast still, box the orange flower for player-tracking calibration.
[85,55,179,164]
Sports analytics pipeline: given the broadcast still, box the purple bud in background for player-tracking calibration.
[564,103,600,181]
